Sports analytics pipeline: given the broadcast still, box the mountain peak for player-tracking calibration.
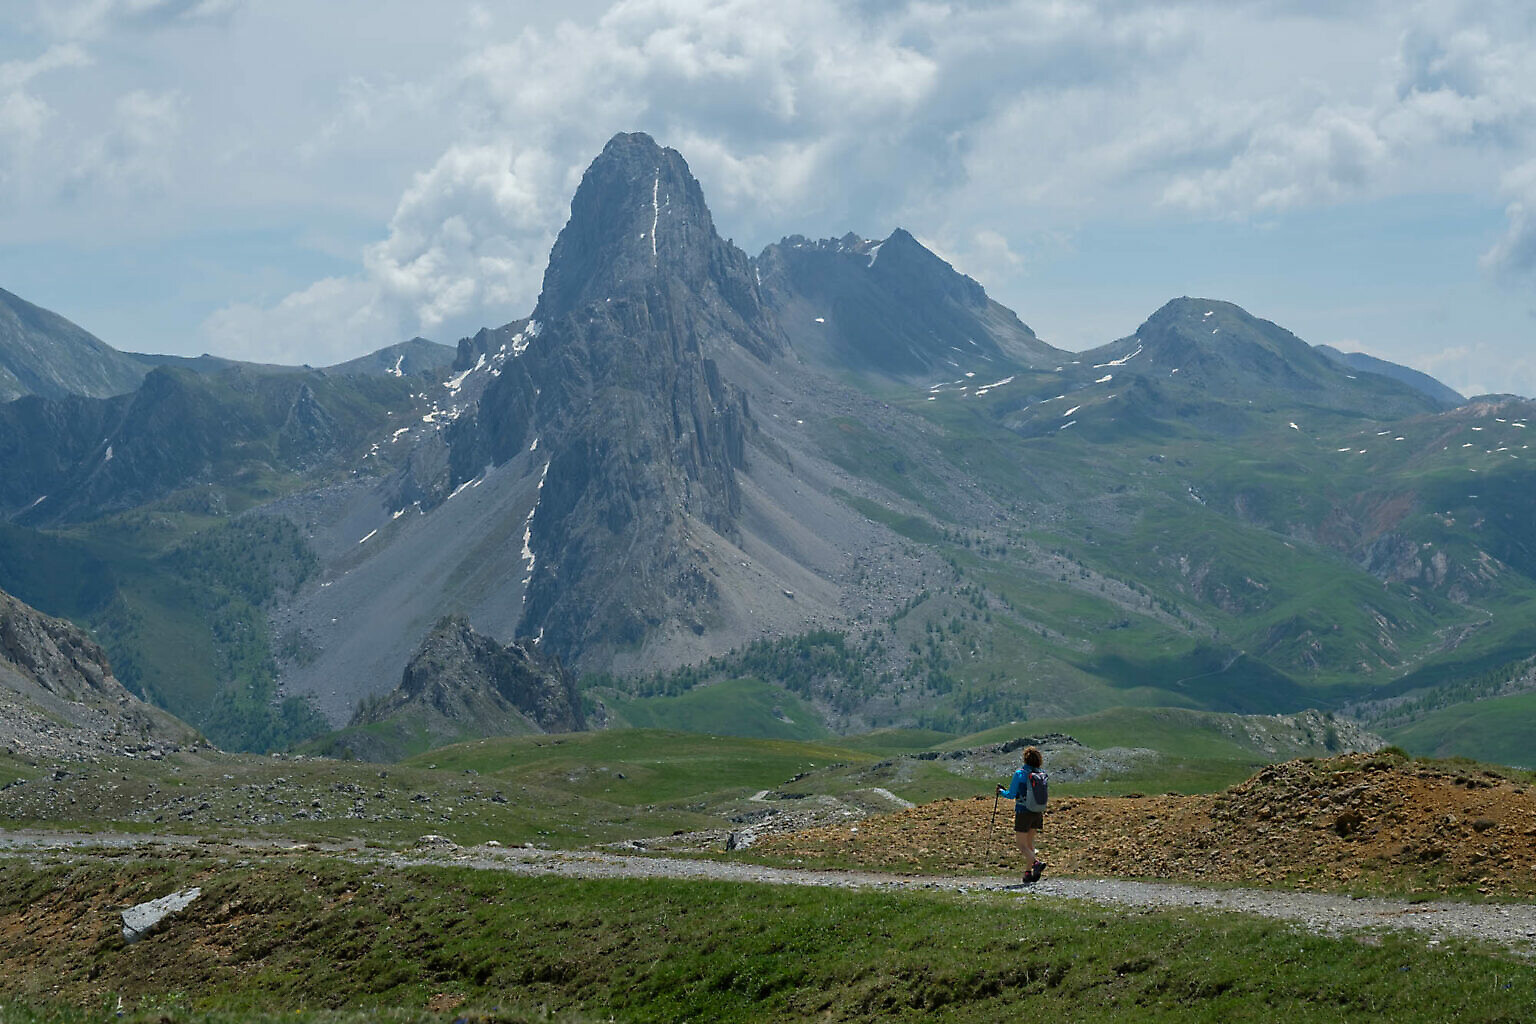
[754,227,1061,378]
[533,132,720,321]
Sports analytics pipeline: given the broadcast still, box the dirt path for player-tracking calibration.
[5,829,1534,957]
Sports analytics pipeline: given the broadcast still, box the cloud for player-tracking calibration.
[202,142,561,363]
[1483,160,1536,279]
[0,44,90,173]
[63,89,182,198]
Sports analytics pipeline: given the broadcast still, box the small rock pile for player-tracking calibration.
[752,753,1536,896]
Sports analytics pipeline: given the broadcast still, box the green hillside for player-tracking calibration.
[1384,691,1536,768]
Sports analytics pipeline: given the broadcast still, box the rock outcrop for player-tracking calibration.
[330,615,584,760]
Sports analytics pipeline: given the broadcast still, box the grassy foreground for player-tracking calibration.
[0,855,1531,1023]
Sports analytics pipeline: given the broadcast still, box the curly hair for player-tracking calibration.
[1022,745,1043,768]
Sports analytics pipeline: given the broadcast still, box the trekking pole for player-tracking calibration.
[987,789,999,864]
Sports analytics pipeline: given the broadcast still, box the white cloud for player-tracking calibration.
[0,44,90,180]
[202,142,560,363]
[63,89,182,198]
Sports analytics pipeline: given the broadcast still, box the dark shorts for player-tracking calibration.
[1014,808,1043,833]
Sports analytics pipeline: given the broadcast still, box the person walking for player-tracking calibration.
[997,745,1048,884]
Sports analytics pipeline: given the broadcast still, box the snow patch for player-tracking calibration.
[388,354,404,377]
[1094,345,1142,369]
[358,529,378,545]
[651,170,660,262]
[974,375,1016,396]
[1095,374,1113,384]
[520,460,552,592]
[443,354,485,395]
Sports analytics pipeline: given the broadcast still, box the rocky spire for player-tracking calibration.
[446,133,783,667]
[531,132,781,360]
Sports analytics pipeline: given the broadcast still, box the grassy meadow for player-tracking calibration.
[1,856,1533,1024]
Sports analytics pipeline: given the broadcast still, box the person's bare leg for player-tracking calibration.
[1016,830,1036,877]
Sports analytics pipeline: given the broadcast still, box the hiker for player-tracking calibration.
[997,745,1047,884]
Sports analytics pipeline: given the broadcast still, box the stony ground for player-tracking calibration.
[752,752,1536,897]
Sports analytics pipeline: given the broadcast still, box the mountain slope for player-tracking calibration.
[0,586,199,759]
[0,286,149,402]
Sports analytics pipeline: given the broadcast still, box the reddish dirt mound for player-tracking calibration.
[753,753,1536,896]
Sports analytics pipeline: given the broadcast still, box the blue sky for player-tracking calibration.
[1,0,1533,396]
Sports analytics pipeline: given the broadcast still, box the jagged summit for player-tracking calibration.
[531,133,779,361]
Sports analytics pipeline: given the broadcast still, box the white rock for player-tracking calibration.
[122,887,201,943]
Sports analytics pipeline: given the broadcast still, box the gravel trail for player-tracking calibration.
[5,830,1534,956]
[414,844,1536,955]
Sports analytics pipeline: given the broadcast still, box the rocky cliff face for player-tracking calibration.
[445,133,783,665]
[0,587,199,759]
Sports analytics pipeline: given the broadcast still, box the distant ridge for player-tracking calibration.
[0,286,149,402]
[1315,344,1463,409]
[325,337,457,378]
[1080,297,1447,420]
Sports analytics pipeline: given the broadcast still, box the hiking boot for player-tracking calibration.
[1028,859,1047,883]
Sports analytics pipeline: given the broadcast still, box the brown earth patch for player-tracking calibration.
[752,753,1536,896]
